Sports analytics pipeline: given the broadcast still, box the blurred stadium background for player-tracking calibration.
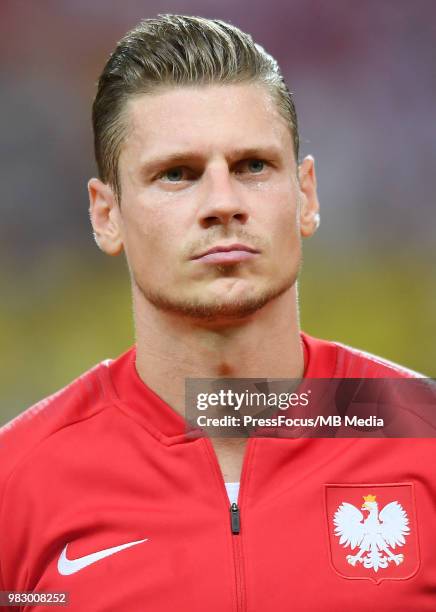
[1,0,435,425]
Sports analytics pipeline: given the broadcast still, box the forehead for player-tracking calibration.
[120,83,294,165]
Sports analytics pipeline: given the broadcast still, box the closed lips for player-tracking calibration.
[192,244,259,259]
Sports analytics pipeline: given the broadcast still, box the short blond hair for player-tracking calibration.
[92,14,300,200]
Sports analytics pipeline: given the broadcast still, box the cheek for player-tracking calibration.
[121,213,161,276]
[122,204,184,279]
[270,200,301,264]
[125,219,154,261]
[124,199,165,249]
[270,191,300,241]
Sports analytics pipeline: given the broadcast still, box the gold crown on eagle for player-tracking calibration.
[363,494,377,502]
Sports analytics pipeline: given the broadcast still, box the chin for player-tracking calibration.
[139,274,297,320]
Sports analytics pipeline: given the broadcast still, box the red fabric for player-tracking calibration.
[0,333,434,611]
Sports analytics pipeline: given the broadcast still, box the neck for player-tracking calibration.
[134,284,304,417]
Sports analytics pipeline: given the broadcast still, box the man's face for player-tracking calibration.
[94,83,318,321]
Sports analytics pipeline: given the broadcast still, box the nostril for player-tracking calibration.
[201,216,222,229]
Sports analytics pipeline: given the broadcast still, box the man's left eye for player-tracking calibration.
[161,167,186,182]
[247,159,265,173]
[235,159,266,174]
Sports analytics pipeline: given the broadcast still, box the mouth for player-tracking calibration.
[191,243,260,265]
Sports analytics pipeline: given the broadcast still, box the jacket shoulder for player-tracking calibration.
[0,360,112,483]
[332,340,424,378]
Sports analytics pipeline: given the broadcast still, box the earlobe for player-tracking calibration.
[88,178,124,256]
[298,156,321,239]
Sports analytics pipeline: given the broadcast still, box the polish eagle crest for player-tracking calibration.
[333,494,410,571]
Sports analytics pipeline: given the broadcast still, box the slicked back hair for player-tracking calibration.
[92,14,300,201]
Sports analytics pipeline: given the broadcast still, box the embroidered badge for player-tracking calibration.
[325,483,420,583]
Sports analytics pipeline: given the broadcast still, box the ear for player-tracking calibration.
[298,155,320,238]
[88,178,124,256]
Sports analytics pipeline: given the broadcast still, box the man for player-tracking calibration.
[0,15,434,612]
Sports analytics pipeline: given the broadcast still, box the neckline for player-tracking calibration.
[101,331,338,445]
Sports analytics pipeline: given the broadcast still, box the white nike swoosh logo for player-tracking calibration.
[57,538,148,575]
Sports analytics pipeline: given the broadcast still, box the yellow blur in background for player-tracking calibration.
[1,245,434,426]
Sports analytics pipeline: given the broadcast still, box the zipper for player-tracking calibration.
[231,516,245,612]
[230,502,240,534]
[203,437,254,612]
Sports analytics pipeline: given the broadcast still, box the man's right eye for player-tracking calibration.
[158,167,188,182]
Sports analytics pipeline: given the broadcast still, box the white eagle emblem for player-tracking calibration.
[333,494,410,571]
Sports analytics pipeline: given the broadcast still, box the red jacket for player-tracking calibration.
[0,333,434,611]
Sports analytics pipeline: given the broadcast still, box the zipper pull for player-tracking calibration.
[230,502,240,534]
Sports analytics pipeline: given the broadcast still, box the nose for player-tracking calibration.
[198,165,249,229]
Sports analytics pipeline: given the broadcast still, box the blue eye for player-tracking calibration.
[163,167,184,182]
[248,159,265,173]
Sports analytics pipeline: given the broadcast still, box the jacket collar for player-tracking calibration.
[102,331,338,444]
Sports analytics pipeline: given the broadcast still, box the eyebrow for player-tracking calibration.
[138,145,283,176]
